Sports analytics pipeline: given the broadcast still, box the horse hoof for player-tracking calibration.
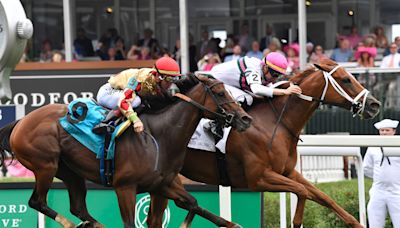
[76,221,106,228]
[76,221,91,228]
[93,223,106,228]
[229,224,242,228]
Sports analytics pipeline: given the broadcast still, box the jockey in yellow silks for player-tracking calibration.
[96,56,181,133]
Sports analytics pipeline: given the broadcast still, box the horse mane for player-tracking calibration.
[174,73,200,93]
[289,68,317,85]
[289,58,338,85]
[140,73,200,114]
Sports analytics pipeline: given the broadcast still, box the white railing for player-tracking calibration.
[301,155,346,183]
[219,135,400,228]
[283,135,400,228]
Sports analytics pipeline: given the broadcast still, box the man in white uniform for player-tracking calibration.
[363,119,400,228]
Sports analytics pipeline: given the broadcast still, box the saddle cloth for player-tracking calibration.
[187,119,232,153]
[59,98,124,160]
[188,84,248,153]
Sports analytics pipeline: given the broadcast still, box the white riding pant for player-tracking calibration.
[367,188,400,228]
[96,83,141,109]
[224,84,253,106]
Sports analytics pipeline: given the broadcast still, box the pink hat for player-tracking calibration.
[283,43,300,56]
[263,52,288,74]
[354,47,377,60]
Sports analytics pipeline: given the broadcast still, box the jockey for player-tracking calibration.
[209,52,302,102]
[95,56,181,133]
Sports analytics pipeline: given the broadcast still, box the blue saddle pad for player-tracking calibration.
[59,98,123,160]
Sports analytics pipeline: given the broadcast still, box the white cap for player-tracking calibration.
[374,119,399,129]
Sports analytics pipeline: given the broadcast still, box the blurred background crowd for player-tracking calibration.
[23,24,400,76]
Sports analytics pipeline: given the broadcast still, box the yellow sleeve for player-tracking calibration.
[108,68,154,89]
[108,69,139,89]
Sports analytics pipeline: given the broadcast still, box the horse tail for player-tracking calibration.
[0,120,19,167]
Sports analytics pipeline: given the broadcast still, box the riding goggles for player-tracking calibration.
[268,67,281,78]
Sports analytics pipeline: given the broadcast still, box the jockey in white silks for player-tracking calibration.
[209,52,302,103]
[190,52,302,153]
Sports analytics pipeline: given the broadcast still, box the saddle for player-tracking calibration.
[90,104,148,186]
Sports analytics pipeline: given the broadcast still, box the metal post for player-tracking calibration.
[279,192,287,228]
[219,186,232,221]
[298,0,307,70]
[369,0,376,30]
[149,0,155,32]
[179,0,189,74]
[63,0,73,62]
[355,151,367,227]
[290,151,302,228]
[114,0,120,33]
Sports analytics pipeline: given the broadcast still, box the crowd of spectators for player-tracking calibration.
[23,24,400,75]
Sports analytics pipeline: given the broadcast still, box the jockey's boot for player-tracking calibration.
[203,120,224,140]
[92,109,122,134]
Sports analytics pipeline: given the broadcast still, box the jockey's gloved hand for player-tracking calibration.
[285,84,302,95]
[128,112,144,133]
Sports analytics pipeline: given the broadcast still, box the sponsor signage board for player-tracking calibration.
[0,189,37,227]
[3,74,109,114]
[45,189,262,228]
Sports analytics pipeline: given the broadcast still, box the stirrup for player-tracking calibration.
[92,123,115,134]
[203,120,223,140]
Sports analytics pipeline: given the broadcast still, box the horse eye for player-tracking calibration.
[342,78,351,84]
[218,92,225,97]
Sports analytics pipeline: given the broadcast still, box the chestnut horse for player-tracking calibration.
[0,75,251,228]
[147,59,381,228]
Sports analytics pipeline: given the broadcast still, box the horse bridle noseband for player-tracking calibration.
[297,65,370,117]
[174,80,237,127]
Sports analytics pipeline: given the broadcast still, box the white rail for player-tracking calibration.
[280,135,400,228]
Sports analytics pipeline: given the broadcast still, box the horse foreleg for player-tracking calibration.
[158,177,241,228]
[289,170,363,228]
[292,193,307,228]
[246,168,310,227]
[56,162,105,228]
[147,194,168,228]
[28,166,75,228]
[115,185,137,228]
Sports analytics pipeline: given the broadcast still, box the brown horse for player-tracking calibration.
[147,59,381,228]
[0,75,251,228]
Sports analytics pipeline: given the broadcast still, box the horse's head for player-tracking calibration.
[194,74,252,131]
[297,59,380,119]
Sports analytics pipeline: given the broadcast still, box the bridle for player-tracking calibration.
[296,65,370,117]
[268,65,370,147]
[174,79,237,127]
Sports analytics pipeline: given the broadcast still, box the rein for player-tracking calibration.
[173,81,236,126]
[267,96,302,149]
[267,95,293,150]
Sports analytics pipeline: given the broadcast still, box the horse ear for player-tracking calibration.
[195,74,207,81]
[314,63,325,71]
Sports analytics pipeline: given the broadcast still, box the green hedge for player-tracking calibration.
[264,179,394,228]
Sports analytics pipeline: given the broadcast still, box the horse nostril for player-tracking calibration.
[241,115,253,125]
[369,100,381,112]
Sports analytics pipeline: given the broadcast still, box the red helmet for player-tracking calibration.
[154,57,181,76]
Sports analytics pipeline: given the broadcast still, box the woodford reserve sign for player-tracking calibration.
[1,74,109,114]
[0,189,37,227]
